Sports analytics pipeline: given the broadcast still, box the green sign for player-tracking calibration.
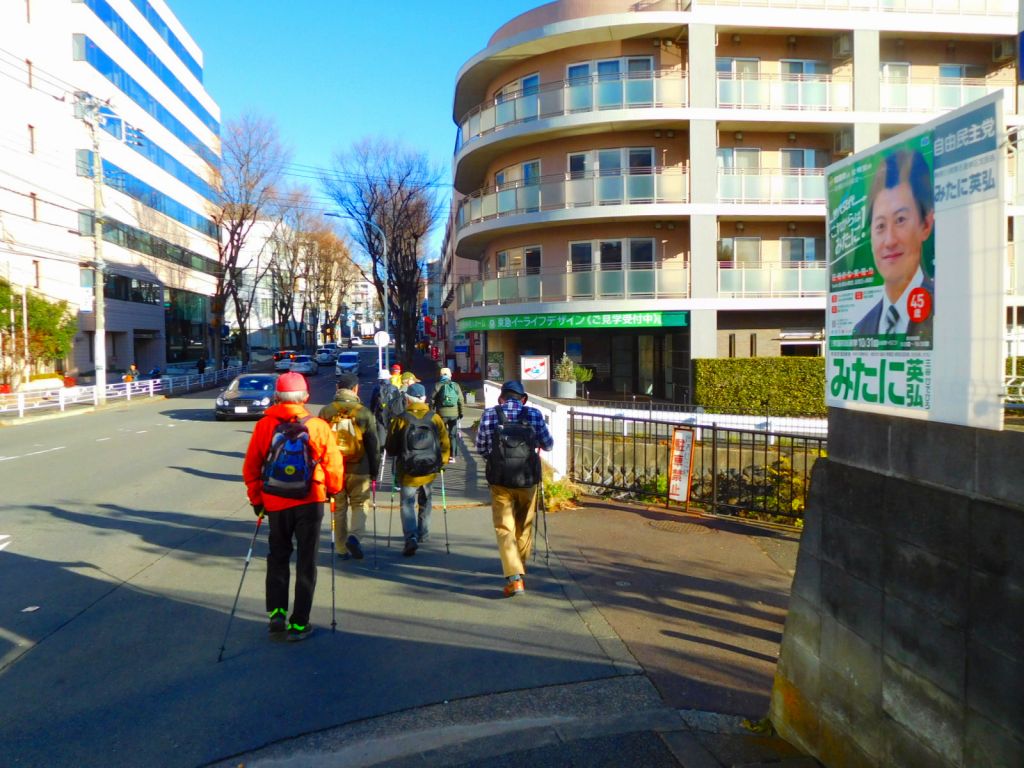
[457,310,688,333]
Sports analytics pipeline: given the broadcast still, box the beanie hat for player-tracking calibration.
[336,372,359,391]
[440,367,452,379]
[500,380,527,398]
[276,372,308,393]
[378,368,391,380]
[390,364,402,374]
[406,382,426,400]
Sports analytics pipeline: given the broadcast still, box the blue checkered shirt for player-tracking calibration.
[475,399,554,458]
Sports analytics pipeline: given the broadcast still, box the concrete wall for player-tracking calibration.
[770,408,1024,767]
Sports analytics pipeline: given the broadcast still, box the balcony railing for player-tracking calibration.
[456,168,689,231]
[698,0,1014,13]
[459,70,688,149]
[717,73,853,111]
[456,263,690,308]
[881,78,1015,113]
[1008,242,1021,296]
[718,260,827,297]
[718,168,825,204]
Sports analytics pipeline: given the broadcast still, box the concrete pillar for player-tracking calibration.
[853,29,880,152]
[688,24,716,109]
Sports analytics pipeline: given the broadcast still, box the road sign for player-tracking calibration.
[373,330,390,348]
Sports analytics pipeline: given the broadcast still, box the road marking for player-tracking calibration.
[96,437,111,442]
[0,534,10,552]
[136,430,147,434]
[0,446,65,461]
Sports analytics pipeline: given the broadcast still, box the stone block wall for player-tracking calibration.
[770,408,1024,767]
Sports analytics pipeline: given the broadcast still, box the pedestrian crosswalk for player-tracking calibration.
[0,534,11,552]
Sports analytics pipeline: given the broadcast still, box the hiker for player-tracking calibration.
[400,371,419,391]
[475,380,554,597]
[197,356,207,375]
[370,368,405,447]
[385,382,450,557]
[318,372,381,560]
[431,367,464,464]
[242,372,343,641]
[389,363,403,388]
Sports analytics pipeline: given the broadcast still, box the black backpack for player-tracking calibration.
[485,407,541,488]
[400,411,442,476]
[375,382,406,427]
[262,416,318,499]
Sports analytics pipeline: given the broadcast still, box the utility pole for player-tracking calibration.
[77,93,108,403]
[21,287,29,383]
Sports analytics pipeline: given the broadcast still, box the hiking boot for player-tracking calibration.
[268,610,287,635]
[448,456,456,464]
[402,539,418,557]
[503,578,525,598]
[345,535,364,560]
[287,623,313,642]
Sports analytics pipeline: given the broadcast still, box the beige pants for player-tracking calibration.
[490,484,538,577]
[334,472,371,552]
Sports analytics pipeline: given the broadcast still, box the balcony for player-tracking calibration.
[458,70,688,150]
[456,262,690,308]
[718,168,825,204]
[1008,242,1022,296]
[881,78,1015,113]
[717,73,852,111]
[699,0,1015,14]
[717,261,827,297]
[456,168,690,231]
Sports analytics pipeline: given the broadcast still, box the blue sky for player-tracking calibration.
[169,0,541,256]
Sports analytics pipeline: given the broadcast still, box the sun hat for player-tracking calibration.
[378,368,391,380]
[401,371,419,384]
[440,367,452,379]
[276,372,308,393]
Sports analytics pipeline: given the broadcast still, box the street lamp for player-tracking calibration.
[324,212,390,369]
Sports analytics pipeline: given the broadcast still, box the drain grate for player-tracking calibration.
[649,520,714,535]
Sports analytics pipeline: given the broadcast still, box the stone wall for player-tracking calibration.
[770,408,1024,767]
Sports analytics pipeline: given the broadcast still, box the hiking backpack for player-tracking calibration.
[485,407,541,489]
[375,382,406,427]
[439,381,459,408]
[262,415,318,499]
[400,411,442,476]
[329,402,365,463]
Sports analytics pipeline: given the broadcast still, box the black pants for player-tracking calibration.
[266,502,324,626]
[444,417,459,458]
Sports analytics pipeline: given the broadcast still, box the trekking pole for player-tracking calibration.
[377,450,387,557]
[539,479,550,567]
[388,456,397,548]
[371,479,379,570]
[217,512,264,663]
[329,497,337,633]
[440,468,450,555]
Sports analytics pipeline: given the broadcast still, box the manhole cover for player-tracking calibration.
[649,520,713,535]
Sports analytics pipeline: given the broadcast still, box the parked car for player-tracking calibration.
[214,374,277,421]
[335,351,360,376]
[289,355,319,376]
[348,337,363,346]
[273,351,296,371]
[314,347,336,365]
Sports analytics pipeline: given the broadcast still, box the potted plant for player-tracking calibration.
[573,363,594,398]
[552,354,578,399]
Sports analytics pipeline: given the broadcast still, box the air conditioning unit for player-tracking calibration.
[992,39,1015,63]
[833,128,854,155]
[832,34,852,60]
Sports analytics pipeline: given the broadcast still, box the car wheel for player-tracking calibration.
[215,413,226,421]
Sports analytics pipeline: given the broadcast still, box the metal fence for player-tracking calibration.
[568,409,827,523]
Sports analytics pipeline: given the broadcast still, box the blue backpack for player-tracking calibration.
[262,416,318,498]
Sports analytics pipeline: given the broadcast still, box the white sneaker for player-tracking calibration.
[448,457,456,464]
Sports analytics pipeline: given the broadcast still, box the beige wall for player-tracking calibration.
[715,310,823,358]
[879,37,1013,80]
[718,130,833,156]
[715,34,835,73]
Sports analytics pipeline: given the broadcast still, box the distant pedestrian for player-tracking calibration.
[385,382,450,557]
[122,363,139,382]
[197,356,207,375]
[370,368,404,448]
[389,364,402,388]
[400,371,418,391]
[431,367,464,463]
[318,372,381,560]
[475,380,554,597]
[242,372,343,641]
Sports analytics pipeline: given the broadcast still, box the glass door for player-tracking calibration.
[567,63,592,111]
[521,160,540,212]
[881,62,909,110]
[626,148,654,201]
[597,59,622,108]
[625,57,654,106]
[781,60,828,108]
[597,149,622,204]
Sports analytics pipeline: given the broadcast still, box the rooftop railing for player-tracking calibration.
[718,260,828,297]
[456,168,689,231]
[717,72,853,111]
[456,262,690,308]
[718,168,826,204]
[459,70,688,149]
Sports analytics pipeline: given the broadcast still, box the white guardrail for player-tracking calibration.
[0,365,250,420]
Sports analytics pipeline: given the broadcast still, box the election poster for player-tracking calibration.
[825,93,1006,429]
[668,427,695,506]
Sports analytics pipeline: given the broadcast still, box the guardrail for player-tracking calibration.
[0,365,249,420]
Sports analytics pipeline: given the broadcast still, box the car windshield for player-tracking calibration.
[294,356,312,362]
[229,377,274,393]
[339,353,358,362]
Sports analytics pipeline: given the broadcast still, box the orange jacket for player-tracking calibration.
[243,403,344,511]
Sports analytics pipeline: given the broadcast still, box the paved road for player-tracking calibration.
[0,348,623,767]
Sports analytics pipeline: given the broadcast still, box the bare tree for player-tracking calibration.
[210,113,290,364]
[305,227,360,342]
[267,188,313,349]
[321,139,443,364]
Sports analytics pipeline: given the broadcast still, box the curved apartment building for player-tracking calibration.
[443,0,1019,401]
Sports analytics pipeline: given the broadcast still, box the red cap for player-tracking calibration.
[390,364,402,373]
[276,372,308,393]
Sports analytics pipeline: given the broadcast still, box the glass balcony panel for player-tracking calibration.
[658,267,688,296]
[718,78,739,107]
[470,197,482,221]
[779,175,801,202]
[541,271,566,302]
[598,176,624,204]
[517,183,540,212]
[657,172,686,202]
[538,87,563,118]
[478,106,495,134]
[627,269,656,296]
[565,177,594,207]
[742,174,770,202]
[657,76,687,106]
[480,194,496,220]
[801,266,827,293]
[466,115,478,142]
[497,275,519,301]
[881,83,908,110]
[718,173,741,201]
[515,93,539,122]
[541,177,564,209]
[626,173,655,202]
[597,80,623,109]
[625,77,654,107]
[520,274,542,301]
[718,268,743,295]
[567,82,593,112]
[741,78,769,107]
[569,271,594,299]
[496,188,516,215]
[598,270,624,297]
[803,174,825,201]
[482,280,499,303]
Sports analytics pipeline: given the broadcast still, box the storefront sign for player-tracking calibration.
[825,93,1005,429]
[668,428,695,504]
[458,310,688,332]
[520,355,549,381]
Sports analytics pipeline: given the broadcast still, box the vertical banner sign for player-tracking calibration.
[668,427,695,504]
[825,93,1005,429]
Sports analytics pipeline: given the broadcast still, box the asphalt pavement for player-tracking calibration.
[0,348,816,767]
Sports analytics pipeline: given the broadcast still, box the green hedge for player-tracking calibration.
[1007,357,1023,376]
[693,358,826,417]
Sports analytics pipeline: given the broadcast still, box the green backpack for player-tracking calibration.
[440,381,459,408]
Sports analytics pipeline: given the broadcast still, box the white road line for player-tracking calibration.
[0,534,10,552]
[0,446,65,461]
[96,437,111,442]
[136,430,147,434]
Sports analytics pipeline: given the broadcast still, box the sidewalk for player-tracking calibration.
[217,398,817,768]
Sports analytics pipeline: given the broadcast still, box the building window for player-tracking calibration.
[728,333,737,358]
[27,124,35,153]
[750,333,757,357]
[497,245,542,276]
[570,242,592,272]
[781,237,825,262]
[600,240,623,271]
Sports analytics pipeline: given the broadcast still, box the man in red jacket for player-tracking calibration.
[243,372,343,641]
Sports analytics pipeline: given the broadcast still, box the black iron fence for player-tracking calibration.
[568,409,827,524]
